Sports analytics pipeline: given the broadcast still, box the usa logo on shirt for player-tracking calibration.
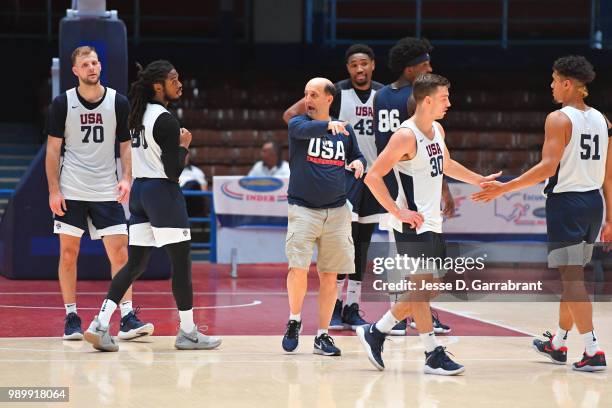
[306,138,345,167]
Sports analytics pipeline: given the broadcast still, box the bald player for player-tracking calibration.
[282,78,366,357]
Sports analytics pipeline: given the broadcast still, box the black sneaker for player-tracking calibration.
[63,312,83,340]
[342,303,369,330]
[118,307,155,340]
[409,311,451,334]
[572,350,607,372]
[313,333,341,356]
[389,319,407,336]
[282,320,302,352]
[356,324,387,371]
[532,331,567,364]
[329,300,344,330]
[424,346,465,376]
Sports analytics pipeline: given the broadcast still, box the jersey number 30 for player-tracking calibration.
[131,127,148,149]
[81,125,104,143]
[580,134,601,160]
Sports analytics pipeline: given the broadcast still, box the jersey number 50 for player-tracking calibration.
[377,109,401,133]
[131,127,148,149]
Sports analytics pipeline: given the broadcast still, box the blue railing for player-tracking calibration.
[0,188,217,263]
[311,0,600,49]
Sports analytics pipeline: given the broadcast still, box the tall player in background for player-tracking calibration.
[473,56,608,372]
[283,44,382,330]
[46,46,153,341]
[84,60,221,352]
[373,37,454,335]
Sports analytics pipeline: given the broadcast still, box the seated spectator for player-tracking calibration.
[248,140,290,177]
[180,153,207,216]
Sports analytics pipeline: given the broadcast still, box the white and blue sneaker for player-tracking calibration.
[424,346,465,375]
[62,312,83,340]
[313,333,341,356]
[118,307,154,340]
[409,311,452,334]
[389,319,407,336]
[357,324,387,371]
[342,303,369,330]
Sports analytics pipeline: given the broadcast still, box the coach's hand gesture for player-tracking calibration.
[180,127,192,148]
[347,159,364,179]
[49,189,67,216]
[327,121,349,136]
[397,209,424,230]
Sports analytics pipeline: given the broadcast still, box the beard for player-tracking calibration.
[353,76,369,87]
[80,75,100,86]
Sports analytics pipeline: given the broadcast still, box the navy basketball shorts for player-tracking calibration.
[392,227,447,279]
[128,178,191,247]
[346,174,384,224]
[53,200,127,239]
[546,190,603,267]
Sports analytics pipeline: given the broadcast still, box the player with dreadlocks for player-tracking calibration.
[84,60,222,352]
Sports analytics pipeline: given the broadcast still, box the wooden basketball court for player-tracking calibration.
[0,263,609,407]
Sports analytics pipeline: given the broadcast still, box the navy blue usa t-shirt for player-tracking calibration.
[287,115,366,209]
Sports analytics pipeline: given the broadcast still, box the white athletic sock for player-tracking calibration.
[120,301,133,318]
[552,326,569,350]
[98,299,117,329]
[346,280,362,306]
[317,329,328,337]
[582,330,600,356]
[336,279,345,301]
[376,310,400,333]
[179,309,196,333]
[420,331,439,353]
[289,313,301,322]
[65,303,77,315]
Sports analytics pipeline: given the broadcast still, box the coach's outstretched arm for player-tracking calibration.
[288,115,350,139]
[472,111,568,202]
[365,128,423,229]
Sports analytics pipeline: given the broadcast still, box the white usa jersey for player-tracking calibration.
[544,106,608,195]
[61,87,118,201]
[390,119,445,234]
[338,87,377,170]
[132,103,168,179]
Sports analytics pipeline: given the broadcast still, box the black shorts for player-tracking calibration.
[546,190,602,266]
[346,174,384,223]
[53,200,127,239]
[128,178,191,247]
[393,228,447,277]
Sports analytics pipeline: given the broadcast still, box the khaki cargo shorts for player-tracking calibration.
[285,203,355,273]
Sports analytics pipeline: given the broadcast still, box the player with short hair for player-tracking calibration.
[358,73,500,375]
[84,60,221,352]
[46,45,153,341]
[283,44,383,331]
[473,55,608,372]
[374,37,454,335]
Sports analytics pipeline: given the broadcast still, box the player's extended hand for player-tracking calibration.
[397,209,424,230]
[600,222,612,252]
[116,179,131,204]
[327,121,349,136]
[49,190,67,216]
[471,181,506,203]
[479,171,503,183]
[347,159,364,179]
[180,127,192,148]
